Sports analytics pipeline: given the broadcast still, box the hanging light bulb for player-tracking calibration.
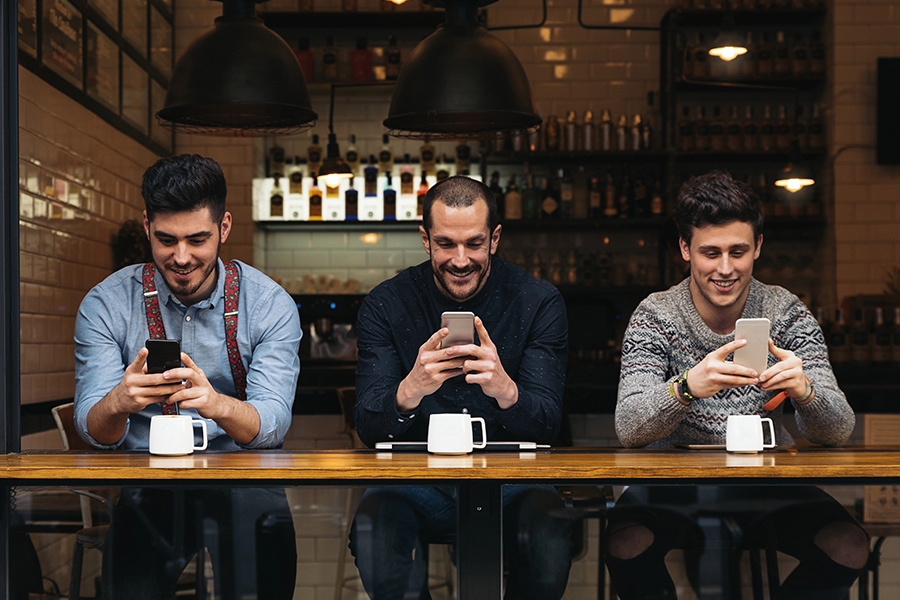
[775,139,816,193]
[317,85,356,187]
[708,12,747,62]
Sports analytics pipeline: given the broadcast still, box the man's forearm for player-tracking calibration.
[210,394,261,445]
[86,385,132,445]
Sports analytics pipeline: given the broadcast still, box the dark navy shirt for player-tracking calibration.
[354,258,568,447]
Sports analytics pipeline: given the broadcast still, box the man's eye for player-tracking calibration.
[159,239,176,246]
[731,251,745,258]
[704,253,719,259]
[189,239,206,246]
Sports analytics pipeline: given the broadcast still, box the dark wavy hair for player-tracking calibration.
[421,175,500,233]
[673,170,764,246]
[142,154,227,224]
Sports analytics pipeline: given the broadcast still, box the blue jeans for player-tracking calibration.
[349,485,573,600]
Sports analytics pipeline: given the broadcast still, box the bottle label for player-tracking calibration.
[541,196,559,216]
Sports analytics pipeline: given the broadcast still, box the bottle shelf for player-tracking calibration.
[673,150,825,161]
[484,150,667,165]
[259,11,444,30]
[674,77,825,92]
[502,217,669,232]
[670,8,826,28]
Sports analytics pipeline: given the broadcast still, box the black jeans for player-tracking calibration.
[102,487,296,600]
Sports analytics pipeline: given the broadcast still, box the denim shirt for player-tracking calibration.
[74,259,301,451]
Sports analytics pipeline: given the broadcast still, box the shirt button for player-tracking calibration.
[397,418,404,422]
[462,408,468,414]
[388,434,394,439]
[185,316,192,322]
[409,414,416,419]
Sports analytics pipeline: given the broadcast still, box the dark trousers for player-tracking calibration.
[349,485,573,600]
[605,485,866,600]
[102,487,296,600]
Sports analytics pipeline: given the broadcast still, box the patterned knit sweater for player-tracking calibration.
[616,278,854,448]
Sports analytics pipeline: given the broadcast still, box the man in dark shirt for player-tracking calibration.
[349,176,572,599]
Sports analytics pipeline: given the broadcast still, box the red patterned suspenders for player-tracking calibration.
[142,261,248,416]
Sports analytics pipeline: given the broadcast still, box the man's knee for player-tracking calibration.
[814,521,870,570]
[607,523,655,560]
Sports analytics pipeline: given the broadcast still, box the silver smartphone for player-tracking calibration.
[440,311,475,348]
[733,317,770,375]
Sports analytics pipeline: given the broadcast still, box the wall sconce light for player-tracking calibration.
[158,0,317,136]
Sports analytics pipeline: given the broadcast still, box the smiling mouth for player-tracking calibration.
[170,266,197,279]
[712,279,736,290]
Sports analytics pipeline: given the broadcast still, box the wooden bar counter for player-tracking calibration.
[5,447,900,598]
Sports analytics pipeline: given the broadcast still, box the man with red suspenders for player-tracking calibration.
[74,155,301,600]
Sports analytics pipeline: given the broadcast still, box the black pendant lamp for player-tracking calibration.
[158,0,317,136]
[383,0,541,140]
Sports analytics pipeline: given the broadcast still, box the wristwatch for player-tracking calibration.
[675,369,697,403]
[793,376,814,404]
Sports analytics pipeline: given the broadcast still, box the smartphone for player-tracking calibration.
[145,339,182,374]
[733,318,770,375]
[440,311,475,349]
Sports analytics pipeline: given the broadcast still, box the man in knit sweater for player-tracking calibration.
[607,171,869,599]
[348,176,573,599]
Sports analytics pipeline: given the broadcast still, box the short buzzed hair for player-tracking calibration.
[421,175,500,233]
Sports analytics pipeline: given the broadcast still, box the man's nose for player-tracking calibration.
[173,242,191,264]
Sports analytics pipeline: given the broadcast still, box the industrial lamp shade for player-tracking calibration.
[158,1,317,136]
[384,0,541,140]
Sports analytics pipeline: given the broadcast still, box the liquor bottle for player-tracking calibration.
[323,172,343,220]
[793,104,808,153]
[510,129,525,153]
[544,115,560,152]
[345,134,360,176]
[540,176,560,219]
[807,103,824,152]
[616,114,628,151]
[288,164,304,195]
[758,105,775,152]
[691,32,710,80]
[632,175,649,218]
[455,142,471,175]
[378,134,394,174]
[583,110,596,151]
[708,105,726,152]
[850,308,870,364]
[383,172,396,220]
[892,307,900,364]
[693,105,710,152]
[617,170,632,218]
[416,171,429,219]
[521,169,540,219]
[399,153,415,195]
[589,176,602,219]
[742,105,759,152]
[307,134,322,177]
[573,165,589,220]
[504,175,522,220]
[600,109,613,151]
[630,114,643,151]
[294,37,314,81]
[790,32,809,78]
[564,110,579,152]
[603,170,618,218]
[775,104,791,152]
[270,179,284,218]
[385,35,402,81]
[678,105,695,153]
[756,32,774,79]
[435,154,451,182]
[308,176,323,221]
[808,31,825,76]
[419,136,436,176]
[726,105,742,152]
[489,170,505,216]
[322,36,339,82]
[740,32,757,80]
[650,178,665,216]
[351,37,372,82]
[773,31,790,78]
[558,168,574,219]
[267,143,285,178]
[364,155,379,198]
[828,308,851,364]
[492,131,506,156]
[872,306,892,365]
[641,110,654,151]
[345,177,359,221]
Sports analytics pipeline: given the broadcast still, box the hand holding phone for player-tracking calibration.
[145,339,182,415]
[440,311,475,349]
[733,318,770,375]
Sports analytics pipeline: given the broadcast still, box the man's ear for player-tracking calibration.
[489,224,502,255]
[220,212,233,243]
[420,225,430,255]
[143,210,150,239]
[679,237,691,263]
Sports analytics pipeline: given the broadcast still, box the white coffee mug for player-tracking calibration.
[149,414,209,456]
[427,413,487,455]
[726,414,776,453]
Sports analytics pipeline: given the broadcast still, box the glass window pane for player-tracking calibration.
[17,0,38,59]
[122,54,149,134]
[122,0,148,57]
[89,0,118,29]
[150,7,172,77]
[42,0,84,88]
[86,22,119,113]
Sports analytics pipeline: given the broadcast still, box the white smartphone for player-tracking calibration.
[440,311,475,348]
[733,317,771,375]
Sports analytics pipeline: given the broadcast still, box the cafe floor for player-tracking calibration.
[20,413,900,600]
